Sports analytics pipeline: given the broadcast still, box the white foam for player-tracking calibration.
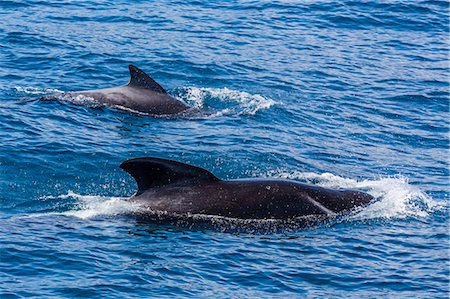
[13,86,62,95]
[177,87,277,116]
[47,191,141,220]
[269,170,444,220]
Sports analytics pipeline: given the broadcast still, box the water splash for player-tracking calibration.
[44,191,141,219]
[269,171,443,220]
[13,86,63,95]
[176,86,277,116]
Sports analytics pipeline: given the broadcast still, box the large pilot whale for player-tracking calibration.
[62,65,192,115]
[120,157,375,220]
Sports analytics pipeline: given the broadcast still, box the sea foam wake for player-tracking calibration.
[177,86,277,116]
[270,171,442,220]
[13,86,63,95]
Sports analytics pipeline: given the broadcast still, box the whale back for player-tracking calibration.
[120,157,220,195]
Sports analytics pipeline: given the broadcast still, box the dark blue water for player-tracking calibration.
[1,0,449,297]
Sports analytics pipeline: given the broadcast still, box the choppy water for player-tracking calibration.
[1,0,449,298]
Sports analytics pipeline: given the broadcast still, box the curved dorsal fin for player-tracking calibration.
[127,64,167,94]
[120,157,220,195]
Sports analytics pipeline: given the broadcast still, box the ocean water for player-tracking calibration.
[0,0,449,297]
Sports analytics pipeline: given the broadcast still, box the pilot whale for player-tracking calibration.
[120,157,375,220]
[63,65,192,115]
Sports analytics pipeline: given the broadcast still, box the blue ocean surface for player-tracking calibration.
[0,0,449,298]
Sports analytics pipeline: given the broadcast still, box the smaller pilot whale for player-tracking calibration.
[120,157,376,221]
[63,65,192,115]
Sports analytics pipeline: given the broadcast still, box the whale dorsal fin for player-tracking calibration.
[127,64,167,94]
[120,157,220,195]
